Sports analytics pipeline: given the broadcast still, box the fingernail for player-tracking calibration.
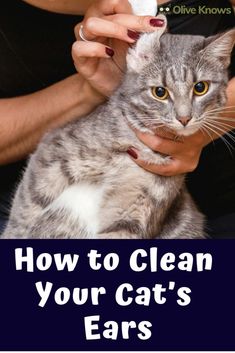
[150,18,165,27]
[105,47,114,57]
[127,148,138,160]
[127,30,140,40]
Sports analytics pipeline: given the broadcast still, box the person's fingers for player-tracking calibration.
[105,14,165,32]
[127,146,200,175]
[71,41,114,78]
[126,140,201,175]
[75,17,140,43]
[72,41,114,61]
[135,131,183,156]
[95,0,133,16]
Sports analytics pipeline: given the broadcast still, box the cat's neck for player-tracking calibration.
[107,91,154,136]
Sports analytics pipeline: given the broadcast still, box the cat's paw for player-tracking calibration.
[137,148,171,166]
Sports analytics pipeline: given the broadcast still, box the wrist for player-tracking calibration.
[70,74,106,118]
[52,74,105,128]
[82,79,106,110]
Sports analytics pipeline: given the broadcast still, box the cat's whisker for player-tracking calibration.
[206,123,235,135]
[205,120,234,135]
[204,105,235,114]
[203,111,235,121]
[205,115,235,122]
[203,121,231,142]
[202,124,220,139]
[205,119,235,135]
[199,126,214,144]
[205,111,235,117]
[217,129,235,144]
[204,108,235,115]
[206,126,235,145]
[202,122,235,155]
[205,118,235,130]
[206,114,235,120]
[219,137,234,155]
[206,133,234,155]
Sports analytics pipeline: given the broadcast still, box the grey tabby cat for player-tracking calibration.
[2,26,235,239]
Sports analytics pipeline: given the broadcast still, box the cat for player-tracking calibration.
[2,25,235,239]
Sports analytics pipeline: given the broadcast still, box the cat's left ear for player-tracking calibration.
[126,15,167,73]
[202,29,235,68]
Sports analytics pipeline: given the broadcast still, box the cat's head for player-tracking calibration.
[122,22,235,136]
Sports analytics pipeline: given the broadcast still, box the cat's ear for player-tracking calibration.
[126,15,167,73]
[201,29,235,68]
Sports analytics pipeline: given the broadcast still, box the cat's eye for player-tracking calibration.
[151,86,169,100]
[193,81,209,96]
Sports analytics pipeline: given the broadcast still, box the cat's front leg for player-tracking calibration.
[158,190,206,239]
[2,127,114,238]
[98,216,145,238]
[131,145,172,167]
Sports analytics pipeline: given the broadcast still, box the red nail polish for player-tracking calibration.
[127,30,140,40]
[127,148,138,160]
[105,47,114,57]
[150,19,165,27]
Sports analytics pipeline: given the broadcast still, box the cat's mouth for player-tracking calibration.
[142,116,202,137]
[151,124,199,139]
[162,117,202,137]
[150,121,200,137]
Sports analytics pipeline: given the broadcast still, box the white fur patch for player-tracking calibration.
[129,0,158,16]
[154,183,168,201]
[47,183,105,237]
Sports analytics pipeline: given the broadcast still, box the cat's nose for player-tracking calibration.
[177,116,192,127]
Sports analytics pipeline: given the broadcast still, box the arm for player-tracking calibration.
[1,0,162,165]
[0,75,103,165]
[22,0,94,15]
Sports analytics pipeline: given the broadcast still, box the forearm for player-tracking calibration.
[22,0,94,15]
[0,74,104,165]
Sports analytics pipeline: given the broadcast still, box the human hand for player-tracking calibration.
[127,128,210,176]
[72,0,165,98]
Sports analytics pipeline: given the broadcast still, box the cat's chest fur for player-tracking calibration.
[43,156,182,238]
[46,182,105,237]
